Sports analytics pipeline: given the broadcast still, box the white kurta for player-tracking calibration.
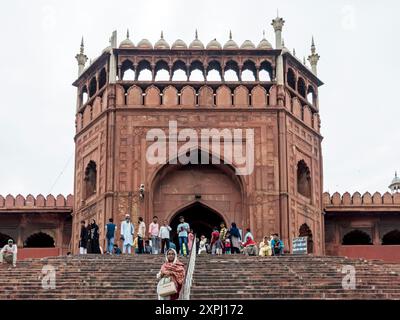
[120,221,134,246]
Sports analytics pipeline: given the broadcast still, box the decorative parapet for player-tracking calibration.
[0,194,73,210]
[323,191,400,212]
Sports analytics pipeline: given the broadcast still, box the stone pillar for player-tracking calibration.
[108,31,118,84]
[271,16,285,85]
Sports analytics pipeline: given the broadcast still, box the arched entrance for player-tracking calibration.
[342,229,372,245]
[299,223,314,254]
[24,232,55,248]
[169,202,226,249]
[151,152,245,238]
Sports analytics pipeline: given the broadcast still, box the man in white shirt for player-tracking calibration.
[137,217,146,254]
[120,214,134,254]
[159,220,172,254]
[148,216,160,254]
[0,239,17,267]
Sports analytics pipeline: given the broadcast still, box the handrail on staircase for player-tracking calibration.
[179,235,197,300]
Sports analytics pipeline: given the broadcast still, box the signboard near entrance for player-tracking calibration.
[292,236,308,255]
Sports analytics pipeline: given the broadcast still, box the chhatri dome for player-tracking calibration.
[240,40,256,49]
[223,31,239,49]
[137,38,153,49]
[389,172,400,193]
[154,31,170,49]
[206,38,222,50]
[172,39,188,49]
[257,30,273,49]
[189,30,205,49]
[119,29,135,49]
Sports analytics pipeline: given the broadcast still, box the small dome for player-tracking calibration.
[281,40,289,53]
[223,31,239,49]
[189,30,204,49]
[223,39,238,49]
[119,30,135,49]
[206,38,222,50]
[154,32,170,49]
[172,39,187,49]
[240,40,255,49]
[137,38,153,49]
[391,172,400,185]
[102,46,112,53]
[257,38,273,49]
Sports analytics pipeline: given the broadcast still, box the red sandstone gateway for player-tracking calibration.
[1,13,400,301]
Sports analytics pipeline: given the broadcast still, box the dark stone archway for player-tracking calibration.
[169,202,226,250]
[299,223,314,253]
[24,232,55,248]
[342,229,372,245]
[382,229,400,245]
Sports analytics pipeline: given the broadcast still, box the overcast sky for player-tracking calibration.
[0,0,399,197]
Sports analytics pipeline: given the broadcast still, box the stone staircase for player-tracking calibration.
[190,255,400,299]
[0,254,178,300]
[1,254,399,299]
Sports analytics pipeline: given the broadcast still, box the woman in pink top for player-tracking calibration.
[188,229,195,252]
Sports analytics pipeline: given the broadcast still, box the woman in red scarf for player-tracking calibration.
[157,248,186,300]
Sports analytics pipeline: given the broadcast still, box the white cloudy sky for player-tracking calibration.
[0,0,399,197]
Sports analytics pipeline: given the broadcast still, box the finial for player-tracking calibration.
[80,37,84,54]
[195,29,198,39]
[311,36,316,54]
[396,171,398,178]
[307,36,320,76]
[303,56,306,65]
[126,29,130,39]
[161,30,164,39]
[229,30,232,40]
[262,30,266,38]
[293,48,296,56]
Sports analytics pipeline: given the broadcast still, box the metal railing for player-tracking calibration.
[180,236,197,300]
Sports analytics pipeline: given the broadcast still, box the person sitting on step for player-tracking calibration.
[224,238,231,254]
[198,235,208,255]
[112,244,122,255]
[259,236,272,256]
[0,239,17,268]
[270,233,284,256]
[243,228,258,256]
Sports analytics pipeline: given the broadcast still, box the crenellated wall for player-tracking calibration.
[323,191,400,262]
[323,191,400,207]
[0,194,73,209]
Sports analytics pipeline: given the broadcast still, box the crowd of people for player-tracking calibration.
[78,215,285,258]
[197,223,285,257]
[78,215,190,256]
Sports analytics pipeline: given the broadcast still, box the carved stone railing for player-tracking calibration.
[180,236,197,300]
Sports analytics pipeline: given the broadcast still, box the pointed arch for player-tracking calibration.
[24,232,55,248]
[251,85,267,108]
[180,86,196,107]
[233,85,249,107]
[162,85,178,107]
[144,85,161,106]
[198,86,214,107]
[127,85,143,105]
[342,230,372,245]
[216,85,232,107]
